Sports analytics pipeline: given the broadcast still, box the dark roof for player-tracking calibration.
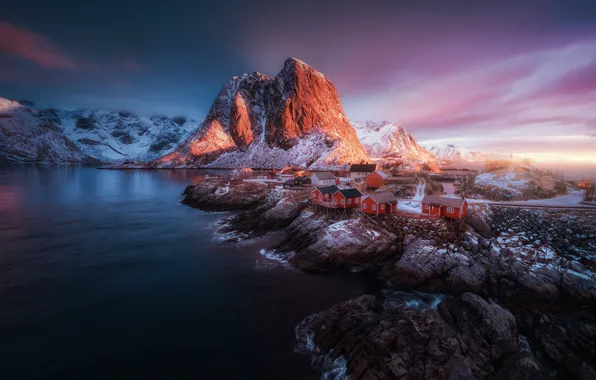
[421,195,466,208]
[336,188,362,198]
[284,179,295,184]
[367,191,397,204]
[350,164,377,173]
[315,185,339,194]
[311,172,336,180]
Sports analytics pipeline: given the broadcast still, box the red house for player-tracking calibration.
[331,189,362,208]
[361,191,398,215]
[311,185,340,203]
[421,195,468,219]
[366,170,390,189]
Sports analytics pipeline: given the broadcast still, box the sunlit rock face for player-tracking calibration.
[155,58,370,169]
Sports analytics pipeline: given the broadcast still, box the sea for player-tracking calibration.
[0,166,379,380]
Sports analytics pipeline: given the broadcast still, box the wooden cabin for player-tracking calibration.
[261,172,276,180]
[311,185,339,202]
[421,195,468,219]
[361,191,398,215]
[331,189,362,208]
[349,164,377,179]
[279,173,295,182]
[284,176,311,188]
[295,176,311,187]
[366,170,390,188]
[310,172,336,187]
[283,179,296,189]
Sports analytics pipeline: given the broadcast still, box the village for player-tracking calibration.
[224,163,470,223]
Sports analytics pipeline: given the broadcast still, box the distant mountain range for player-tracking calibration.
[352,121,436,164]
[429,144,488,162]
[0,98,198,164]
[1,58,515,168]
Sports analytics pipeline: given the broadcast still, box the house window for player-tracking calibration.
[380,204,385,210]
[447,207,454,213]
[341,199,345,204]
[356,198,360,203]
[372,204,377,211]
[347,198,352,205]
[363,203,367,209]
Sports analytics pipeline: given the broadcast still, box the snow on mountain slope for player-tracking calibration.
[0,97,198,163]
[429,144,488,162]
[47,109,198,162]
[0,98,97,164]
[351,121,436,164]
[154,58,370,169]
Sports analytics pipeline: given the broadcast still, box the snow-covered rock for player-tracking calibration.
[352,120,437,164]
[0,98,97,164]
[154,58,370,169]
[44,108,197,162]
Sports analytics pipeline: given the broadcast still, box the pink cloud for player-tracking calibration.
[0,21,76,69]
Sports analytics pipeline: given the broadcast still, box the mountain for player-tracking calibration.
[429,144,487,162]
[50,109,198,162]
[154,58,370,169]
[0,98,97,164]
[351,121,437,164]
[0,98,198,163]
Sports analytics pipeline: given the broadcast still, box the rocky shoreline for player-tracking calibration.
[182,179,596,379]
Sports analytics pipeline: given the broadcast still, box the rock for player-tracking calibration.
[172,116,186,126]
[518,309,596,379]
[181,178,269,211]
[297,292,538,380]
[75,117,95,130]
[288,218,396,271]
[154,58,369,169]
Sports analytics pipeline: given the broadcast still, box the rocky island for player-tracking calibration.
[182,177,596,380]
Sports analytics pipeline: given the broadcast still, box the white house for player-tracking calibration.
[310,172,336,186]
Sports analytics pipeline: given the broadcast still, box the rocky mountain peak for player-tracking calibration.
[156,58,369,169]
[352,120,437,164]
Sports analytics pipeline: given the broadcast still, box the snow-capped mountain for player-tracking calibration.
[154,57,370,169]
[429,144,487,162]
[39,108,198,162]
[0,98,198,163]
[351,121,437,164]
[0,98,97,164]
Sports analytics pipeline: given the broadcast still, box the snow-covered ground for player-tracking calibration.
[474,170,530,195]
[465,189,592,207]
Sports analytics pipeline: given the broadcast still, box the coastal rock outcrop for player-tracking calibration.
[282,215,398,271]
[296,292,546,380]
[181,179,270,211]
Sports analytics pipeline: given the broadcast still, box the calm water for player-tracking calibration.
[0,167,378,380]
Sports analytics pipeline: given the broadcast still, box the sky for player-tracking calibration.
[1,0,595,163]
